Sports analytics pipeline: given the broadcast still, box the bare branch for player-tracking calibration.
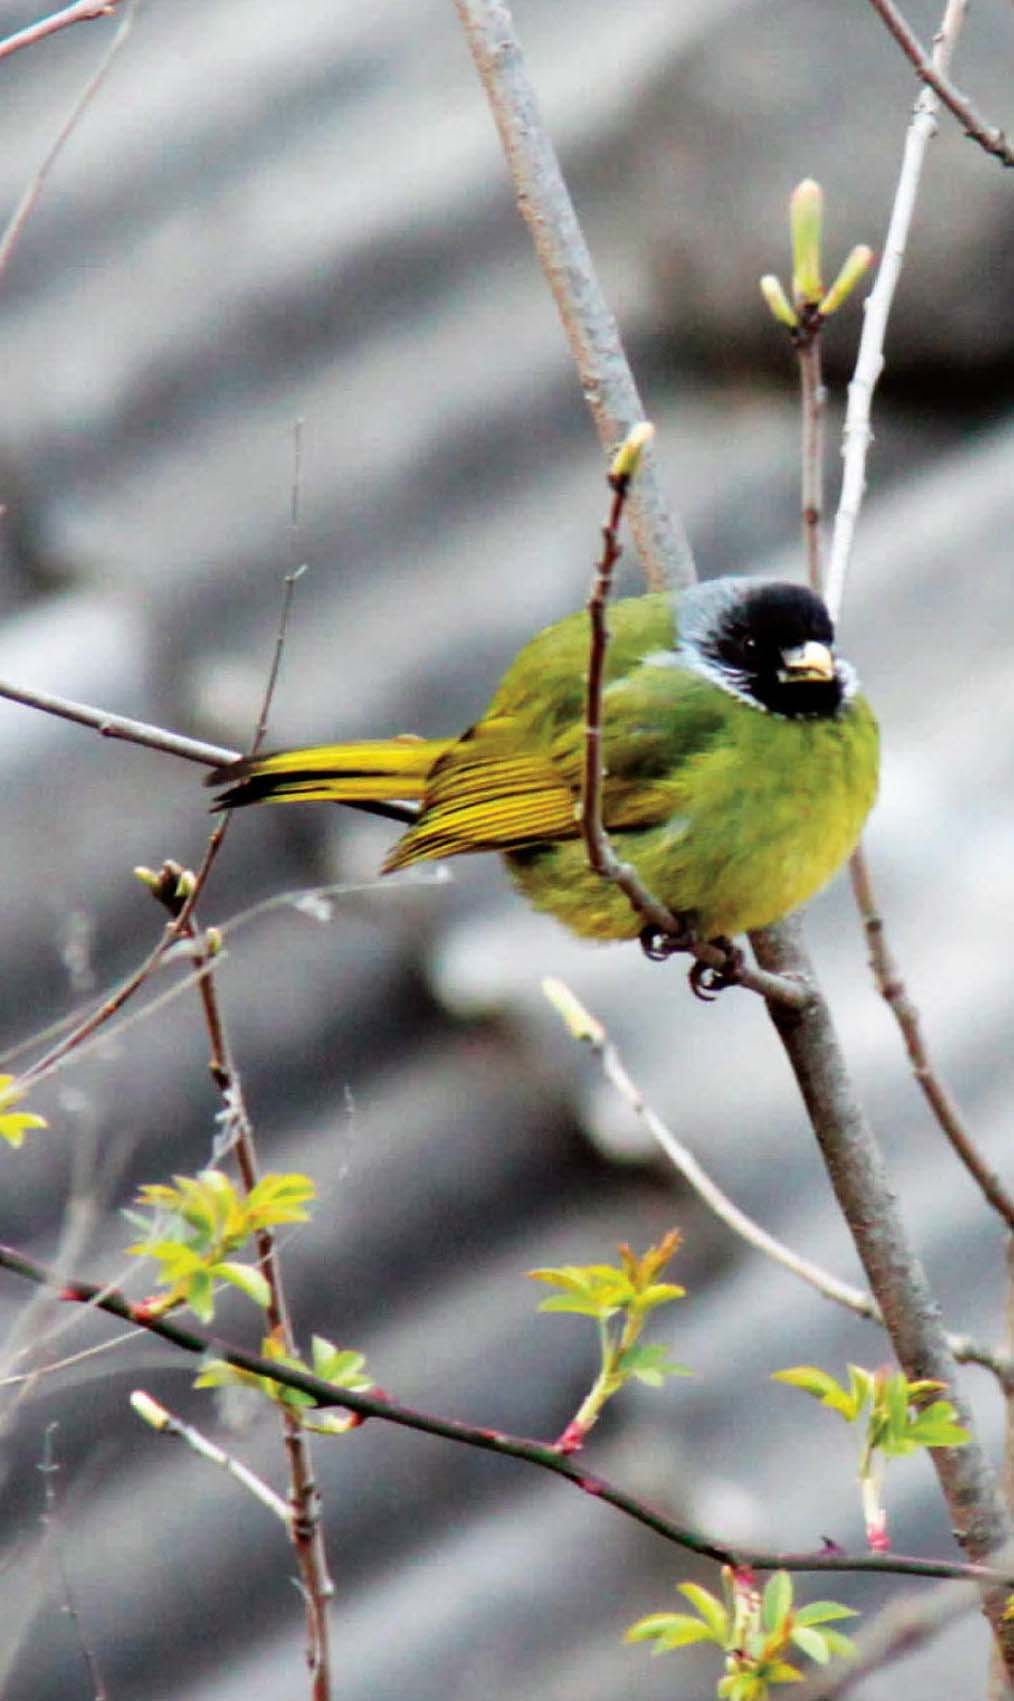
[0,676,239,769]
[826,0,969,619]
[866,0,1014,166]
[850,846,1014,1231]
[543,975,1013,1382]
[131,1392,293,1527]
[0,0,124,65]
[453,0,693,593]
[0,3,136,282]
[798,335,824,593]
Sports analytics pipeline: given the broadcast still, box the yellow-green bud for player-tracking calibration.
[130,1390,171,1431]
[759,274,798,329]
[819,244,874,316]
[609,421,655,483]
[790,178,824,306]
[542,975,604,1045]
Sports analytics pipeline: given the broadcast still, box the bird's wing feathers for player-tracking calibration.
[385,669,728,869]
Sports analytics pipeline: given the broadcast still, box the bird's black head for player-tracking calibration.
[678,578,849,719]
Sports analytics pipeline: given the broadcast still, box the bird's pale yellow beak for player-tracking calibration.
[778,640,835,684]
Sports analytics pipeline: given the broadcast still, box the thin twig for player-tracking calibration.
[142,873,333,1699]
[0,677,240,769]
[12,830,226,1094]
[751,915,1014,1664]
[4,1239,1014,1590]
[0,0,124,66]
[850,846,1014,1231]
[453,0,693,593]
[0,3,135,282]
[865,0,1014,167]
[130,1392,292,1526]
[252,419,309,754]
[797,333,824,593]
[825,0,968,619]
[38,1424,108,1701]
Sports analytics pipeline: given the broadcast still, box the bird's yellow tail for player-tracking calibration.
[208,736,452,810]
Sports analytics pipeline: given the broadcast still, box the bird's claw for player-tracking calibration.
[688,940,744,1002]
[638,917,697,962]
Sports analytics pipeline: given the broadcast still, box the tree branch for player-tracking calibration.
[826,0,970,619]
[3,1239,1014,1590]
[751,916,1014,1658]
[453,0,693,593]
[850,846,1014,1231]
[542,975,1014,1383]
[865,0,1014,167]
[0,0,124,65]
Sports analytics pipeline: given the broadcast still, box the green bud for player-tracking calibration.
[790,178,824,306]
[609,421,655,483]
[542,975,604,1045]
[819,244,874,316]
[759,273,798,329]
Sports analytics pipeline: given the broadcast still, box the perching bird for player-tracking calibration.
[209,577,878,959]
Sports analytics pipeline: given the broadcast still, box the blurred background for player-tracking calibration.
[1,0,1013,1695]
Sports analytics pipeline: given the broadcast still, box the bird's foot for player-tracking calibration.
[688,939,744,1003]
[638,915,697,962]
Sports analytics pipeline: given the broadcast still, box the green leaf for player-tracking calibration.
[187,1270,215,1323]
[617,1343,693,1385]
[536,1295,618,1318]
[0,1075,47,1148]
[762,1571,793,1632]
[819,1629,858,1660]
[794,1601,858,1627]
[193,1356,257,1392]
[630,1281,685,1312]
[212,1261,272,1309]
[625,1612,719,1649]
[0,1109,47,1147]
[790,1626,830,1664]
[766,1659,803,1682]
[677,1581,729,1640]
[311,1337,372,1390]
[772,1366,858,1419]
[905,1402,970,1449]
[246,1171,316,1227]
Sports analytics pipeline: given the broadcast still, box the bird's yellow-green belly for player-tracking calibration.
[506,700,878,942]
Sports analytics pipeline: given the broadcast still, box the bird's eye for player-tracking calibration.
[741,635,757,656]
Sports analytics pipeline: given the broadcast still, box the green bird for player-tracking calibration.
[209,578,878,967]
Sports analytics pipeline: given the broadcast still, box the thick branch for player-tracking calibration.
[752,916,1014,1657]
[453,0,693,593]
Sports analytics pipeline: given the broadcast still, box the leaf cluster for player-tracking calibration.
[626,1567,856,1698]
[126,1168,315,1322]
[196,1331,373,1434]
